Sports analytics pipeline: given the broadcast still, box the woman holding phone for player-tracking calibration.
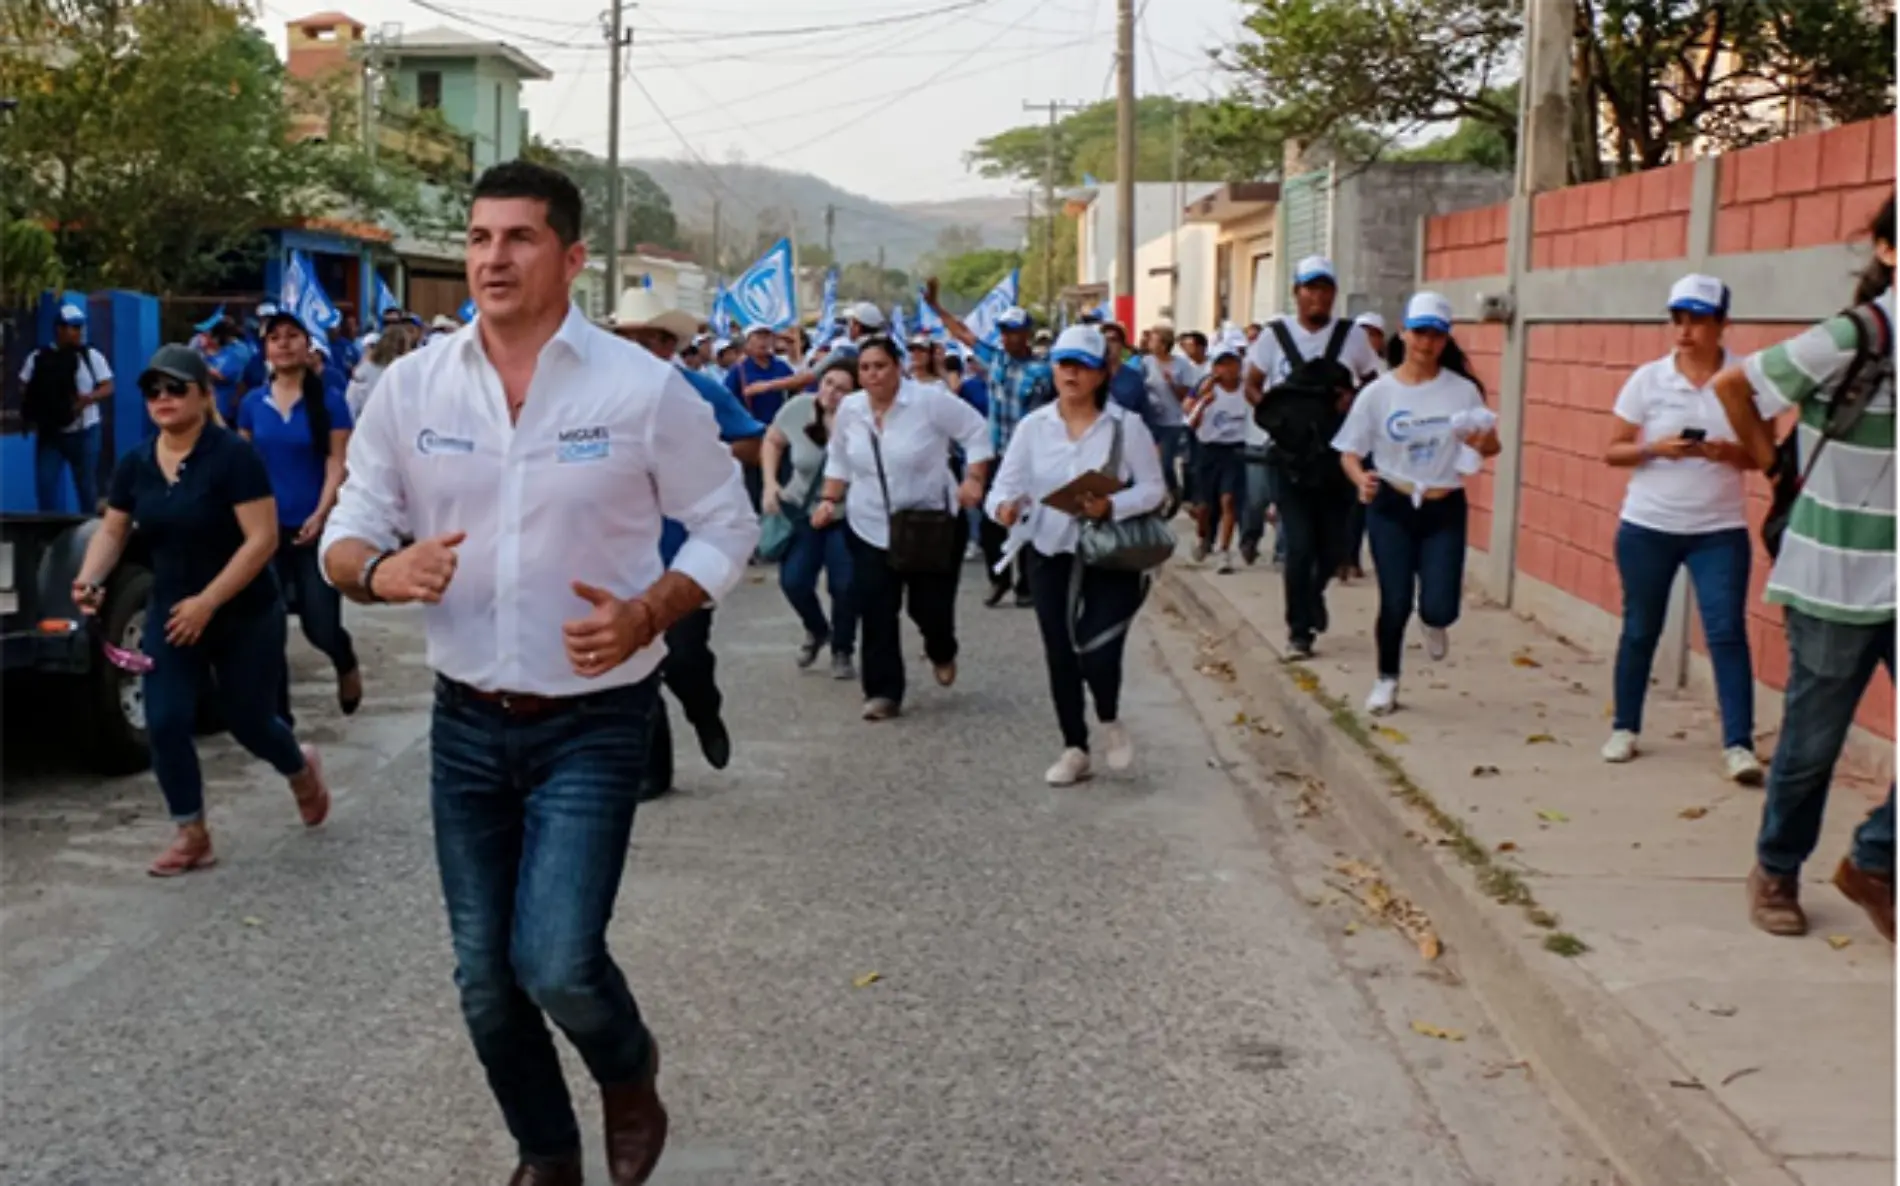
[1600,274,1761,783]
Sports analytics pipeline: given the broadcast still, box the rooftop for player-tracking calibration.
[386,26,553,81]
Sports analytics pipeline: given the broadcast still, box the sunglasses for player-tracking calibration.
[142,378,192,400]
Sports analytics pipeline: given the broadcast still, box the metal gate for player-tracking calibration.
[1280,169,1330,273]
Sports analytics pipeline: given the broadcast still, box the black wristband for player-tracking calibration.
[361,550,393,603]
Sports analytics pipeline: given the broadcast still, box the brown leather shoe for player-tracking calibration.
[1832,857,1895,942]
[507,1158,582,1186]
[602,1044,667,1186]
[1748,865,1808,936]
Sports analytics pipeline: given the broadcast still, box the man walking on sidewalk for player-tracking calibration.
[321,160,759,1185]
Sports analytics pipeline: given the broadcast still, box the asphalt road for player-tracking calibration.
[0,566,1618,1185]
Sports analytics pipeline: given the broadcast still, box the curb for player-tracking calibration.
[1156,566,1799,1186]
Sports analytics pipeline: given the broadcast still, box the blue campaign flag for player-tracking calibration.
[815,267,839,343]
[1082,172,1101,187]
[889,303,909,344]
[193,304,227,333]
[720,238,798,330]
[282,251,341,341]
[963,269,1021,349]
[709,281,734,338]
[916,292,945,340]
[457,297,477,323]
[374,274,401,318]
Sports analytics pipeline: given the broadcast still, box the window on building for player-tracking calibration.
[418,71,442,109]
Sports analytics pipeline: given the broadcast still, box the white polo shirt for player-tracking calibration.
[985,402,1166,556]
[1612,352,1747,535]
[19,345,112,432]
[1332,369,1488,494]
[321,305,760,696]
[824,378,994,550]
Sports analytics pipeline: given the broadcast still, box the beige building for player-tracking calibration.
[1182,183,1282,330]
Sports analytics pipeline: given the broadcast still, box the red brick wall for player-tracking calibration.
[1423,201,1511,281]
[1531,162,1695,270]
[1715,116,1896,255]
[1456,322,1507,551]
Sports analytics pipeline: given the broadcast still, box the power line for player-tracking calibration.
[628,0,988,46]
[403,0,597,49]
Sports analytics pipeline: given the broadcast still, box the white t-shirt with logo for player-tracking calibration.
[1244,315,1383,451]
[1194,381,1252,445]
[19,346,112,432]
[1331,369,1487,494]
[1612,352,1747,535]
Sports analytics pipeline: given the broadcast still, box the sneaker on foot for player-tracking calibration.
[984,583,1010,608]
[1832,856,1896,942]
[795,632,824,669]
[1601,730,1639,763]
[1240,542,1260,566]
[1045,748,1093,786]
[1422,625,1449,661]
[1217,551,1235,575]
[831,652,856,681]
[1286,636,1316,661]
[862,698,901,721]
[1192,538,1210,563]
[1365,677,1399,716]
[1099,721,1134,771]
[1723,746,1765,786]
[1748,865,1807,936]
[1013,591,1035,608]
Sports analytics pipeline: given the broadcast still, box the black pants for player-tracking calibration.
[646,607,720,795]
[1274,465,1353,645]
[273,537,359,724]
[1029,550,1146,751]
[979,470,1029,596]
[849,519,968,707]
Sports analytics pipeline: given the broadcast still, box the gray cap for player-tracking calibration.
[139,344,211,389]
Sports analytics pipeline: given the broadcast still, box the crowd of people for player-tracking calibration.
[18,153,1891,1183]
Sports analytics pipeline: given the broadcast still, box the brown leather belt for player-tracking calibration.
[438,677,585,720]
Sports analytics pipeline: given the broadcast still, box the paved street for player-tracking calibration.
[1,568,1615,1185]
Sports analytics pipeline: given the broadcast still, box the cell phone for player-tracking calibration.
[1680,427,1708,442]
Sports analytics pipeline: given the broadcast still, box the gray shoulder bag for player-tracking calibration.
[1068,415,1175,655]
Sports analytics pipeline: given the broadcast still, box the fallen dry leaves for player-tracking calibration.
[1410,1020,1466,1042]
[1678,806,1710,820]
[1334,859,1442,961]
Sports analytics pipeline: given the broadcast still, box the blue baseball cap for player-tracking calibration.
[1403,292,1454,333]
[1048,325,1106,368]
[1667,273,1731,318]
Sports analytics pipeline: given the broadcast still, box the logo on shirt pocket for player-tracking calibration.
[416,428,476,455]
[558,425,611,463]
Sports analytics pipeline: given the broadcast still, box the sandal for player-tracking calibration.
[291,744,331,827]
[149,831,217,877]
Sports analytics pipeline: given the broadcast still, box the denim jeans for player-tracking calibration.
[1612,522,1754,748]
[1154,426,1190,503]
[145,600,306,822]
[780,516,857,655]
[35,423,100,514]
[1028,550,1146,750]
[1274,465,1352,644]
[849,519,967,707]
[431,675,661,1165]
[1239,449,1283,561]
[1757,610,1896,879]
[1364,486,1467,678]
[273,539,359,725]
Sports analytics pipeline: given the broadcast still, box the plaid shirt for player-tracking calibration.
[976,341,1053,455]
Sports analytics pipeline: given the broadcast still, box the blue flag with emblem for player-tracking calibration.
[374,275,401,319]
[889,303,908,344]
[457,297,477,323]
[193,304,227,333]
[709,281,733,337]
[815,267,839,343]
[282,251,340,341]
[963,269,1020,349]
[916,292,945,339]
[719,238,798,330]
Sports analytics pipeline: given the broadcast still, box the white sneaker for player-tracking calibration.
[1192,538,1210,562]
[1365,677,1400,716]
[1045,748,1093,786]
[1100,721,1134,771]
[1601,730,1638,763]
[1724,746,1765,786]
[1422,625,1449,661]
[1217,551,1235,574]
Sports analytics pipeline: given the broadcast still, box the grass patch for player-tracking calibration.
[1543,932,1590,957]
[1526,908,1560,930]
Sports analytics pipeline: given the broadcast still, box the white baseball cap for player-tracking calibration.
[57,303,87,326]
[1355,312,1387,333]
[996,306,1033,332]
[848,302,886,329]
[1403,292,1454,333]
[1048,325,1107,368]
[1294,255,1337,286]
[1667,273,1730,318]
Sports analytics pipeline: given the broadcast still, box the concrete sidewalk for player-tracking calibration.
[1158,548,1893,1186]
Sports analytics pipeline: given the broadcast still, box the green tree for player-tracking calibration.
[936,248,1020,302]
[1393,84,1518,169]
[966,96,1282,188]
[524,139,681,258]
[0,219,64,311]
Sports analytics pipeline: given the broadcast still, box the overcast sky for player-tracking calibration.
[264,0,1246,204]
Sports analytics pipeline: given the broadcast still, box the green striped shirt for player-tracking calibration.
[1743,289,1895,625]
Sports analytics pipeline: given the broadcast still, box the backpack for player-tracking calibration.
[1762,301,1893,559]
[1255,320,1356,489]
[22,346,95,435]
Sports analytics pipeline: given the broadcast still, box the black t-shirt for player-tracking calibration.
[107,425,279,618]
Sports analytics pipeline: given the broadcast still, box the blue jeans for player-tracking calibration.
[1154,426,1190,503]
[1365,485,1467,677]
[273,539,360,725]
[35,423,100,514]
[430,676,662,1165]
[780,516,857,655]
[1239,449,1283,561]
[1612,522,1754,748]
[145,600,306,822]
[1757,610,1896,879]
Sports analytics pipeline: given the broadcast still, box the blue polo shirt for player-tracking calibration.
[1107,360,1150,418]
[206,341,254,421]
[235,385,355,529]
[725,355,796,424]
[661,365,765,565]
[106,425,279,619]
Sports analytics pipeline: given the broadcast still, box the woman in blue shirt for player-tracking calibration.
[237,311,362,717]
[72,344,331,876]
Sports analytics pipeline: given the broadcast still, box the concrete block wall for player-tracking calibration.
[1339,163,1513,324]
[1415,115,1897,747]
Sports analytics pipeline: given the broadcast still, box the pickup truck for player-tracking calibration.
[1,514,156,773]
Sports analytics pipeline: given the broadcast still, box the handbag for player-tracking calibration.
[1068,416,1176,655]
[870,430,960,574]
[757,509,796,563]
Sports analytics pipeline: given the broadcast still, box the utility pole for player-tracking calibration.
[603,2,633,316]
[1113,0,1136,324]
[710,197,722,274]
[1169,105,1182,322]
[1023,99,1084,315]
[1516,0,1572,194]
[824,203,836,261]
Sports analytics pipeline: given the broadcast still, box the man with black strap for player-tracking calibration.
[1243,256,1382,659]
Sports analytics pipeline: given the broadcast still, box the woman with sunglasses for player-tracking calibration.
[811,337,992,720]
[1333,293,1500,717]
[237,311,363,717]
[763,353,861,680]
[988,326,1166,785]
[71,345,331,876]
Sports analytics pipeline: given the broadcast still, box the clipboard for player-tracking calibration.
[1040,470,1122,516]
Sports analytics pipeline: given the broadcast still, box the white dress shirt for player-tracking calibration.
[985,402,1167,557]
[824,378,994,550]
[321,304,760,696]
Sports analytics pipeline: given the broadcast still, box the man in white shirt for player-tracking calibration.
[20,303,114,513]
[1141,325,1193,516]
[1243,256,1383,658]
[321,161,758,1186]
